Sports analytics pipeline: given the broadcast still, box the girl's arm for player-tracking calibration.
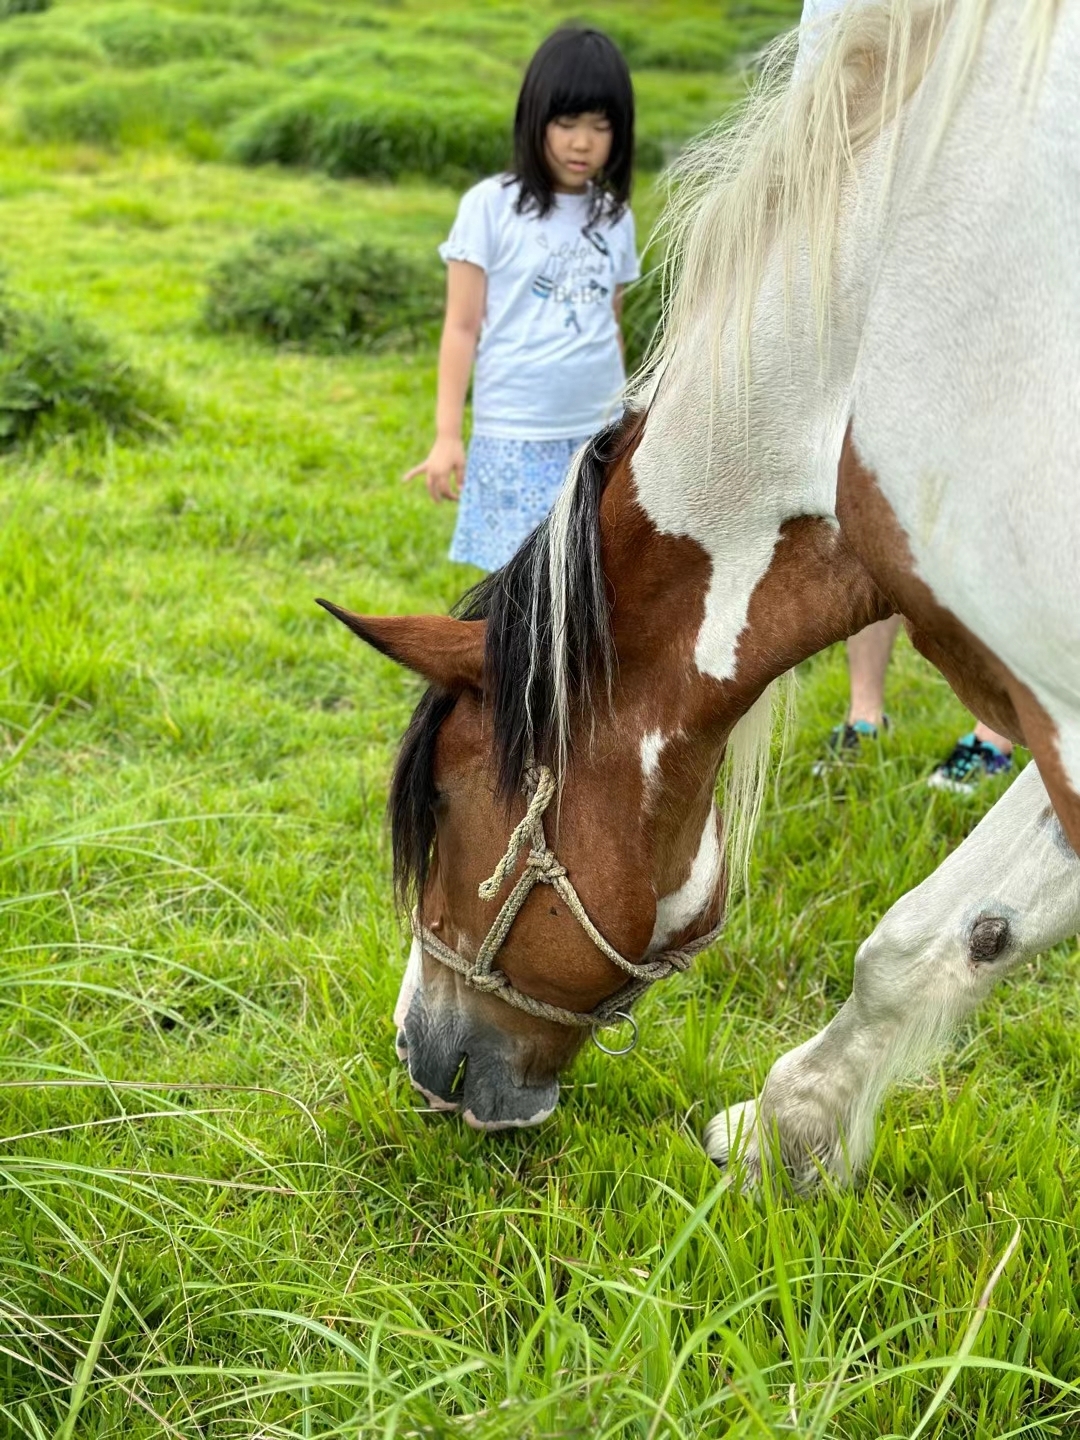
[613,284,626,361]
[403,261,487,503]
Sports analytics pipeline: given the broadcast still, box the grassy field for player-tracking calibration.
[1,1,1079,1435]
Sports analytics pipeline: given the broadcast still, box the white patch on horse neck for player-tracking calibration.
[640,729,666,787]
[631,278,858,686]
[650,808,721,952]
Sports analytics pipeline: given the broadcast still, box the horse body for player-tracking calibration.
[847,0,1080,841]
[325,0,1080,1170]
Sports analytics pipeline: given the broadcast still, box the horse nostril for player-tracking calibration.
[401,1019,468,1113]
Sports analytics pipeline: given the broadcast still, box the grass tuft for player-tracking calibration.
[606,14,741,71]
[85,3,253,67]
[18,62,289,152]
[0,25,99,76]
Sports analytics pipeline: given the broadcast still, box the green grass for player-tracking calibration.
[0,2,1079,1436]
[202,228,442,353]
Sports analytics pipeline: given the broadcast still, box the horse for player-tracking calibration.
[320,0,1080,1186]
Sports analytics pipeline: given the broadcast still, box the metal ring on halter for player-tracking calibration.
[591,1011,639,1056]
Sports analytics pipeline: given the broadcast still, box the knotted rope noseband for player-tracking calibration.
[412,764,722,1051]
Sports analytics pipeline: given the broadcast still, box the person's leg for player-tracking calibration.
[846,614,902,726]
[812,615,901,772]
[973,721,1013,755]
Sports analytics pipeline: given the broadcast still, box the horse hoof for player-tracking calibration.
[703,1099,759,1171]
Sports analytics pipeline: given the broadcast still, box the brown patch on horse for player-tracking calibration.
[726,515,893,701]
[837,430,1080,852]
[567,448,893,923]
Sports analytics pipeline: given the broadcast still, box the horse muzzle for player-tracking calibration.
[393,940,560,1131]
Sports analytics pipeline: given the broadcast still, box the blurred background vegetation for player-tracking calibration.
[2,0,795,174]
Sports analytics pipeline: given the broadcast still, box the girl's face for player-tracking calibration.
[544,112,613,193]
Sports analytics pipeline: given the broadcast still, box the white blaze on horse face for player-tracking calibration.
[393,936,423,1059]
[650,807,721,952]
[849,0,1080,795]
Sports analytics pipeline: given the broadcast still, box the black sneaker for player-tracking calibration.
[811,717,887,777]
[927,732,1013,795]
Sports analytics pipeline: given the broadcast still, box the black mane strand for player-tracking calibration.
[389,686,457,907]
[388,413,639,905]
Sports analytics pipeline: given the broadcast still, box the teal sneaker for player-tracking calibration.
[811,717,887,777]
[927,733,1013,795]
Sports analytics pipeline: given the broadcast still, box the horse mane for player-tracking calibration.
[631,0,1058,401]
[389,415,638,904]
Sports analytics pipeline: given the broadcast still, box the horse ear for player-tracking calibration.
[317,600,485,692]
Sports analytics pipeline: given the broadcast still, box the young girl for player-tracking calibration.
[404,26,640,572]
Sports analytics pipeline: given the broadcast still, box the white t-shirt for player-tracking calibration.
[439,175,640,440]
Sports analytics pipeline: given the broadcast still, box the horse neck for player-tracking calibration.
[601,443,889,736]
[594,234,889,878]
[623,222,882,688]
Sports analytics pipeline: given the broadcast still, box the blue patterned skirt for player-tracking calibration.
[449,433,592,573]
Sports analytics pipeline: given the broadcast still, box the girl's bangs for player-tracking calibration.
[544,51,629,122]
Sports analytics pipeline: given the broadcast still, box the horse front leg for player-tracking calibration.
[705,761,1080,1189]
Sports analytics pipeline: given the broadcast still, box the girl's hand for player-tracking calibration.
[403,436,466,502]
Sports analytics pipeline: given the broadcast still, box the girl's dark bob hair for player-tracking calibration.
[510,26,634,226]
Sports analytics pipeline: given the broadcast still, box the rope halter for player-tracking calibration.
[411,763,722,1050]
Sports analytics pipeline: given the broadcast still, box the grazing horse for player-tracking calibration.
[322,0,1080,1183]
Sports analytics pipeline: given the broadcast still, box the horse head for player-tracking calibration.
[321,414,886,1130]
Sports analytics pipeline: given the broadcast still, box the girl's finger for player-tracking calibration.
[402,463,426,483]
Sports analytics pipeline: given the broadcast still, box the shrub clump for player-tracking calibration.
[203,229,442,353]
[19,62,285,152]
[0,296,173,449]
[0,0,50,17]
[85,5,252,67]
[225,85,510,183]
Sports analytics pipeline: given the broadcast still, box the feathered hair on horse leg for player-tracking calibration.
[721,672,796,900]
